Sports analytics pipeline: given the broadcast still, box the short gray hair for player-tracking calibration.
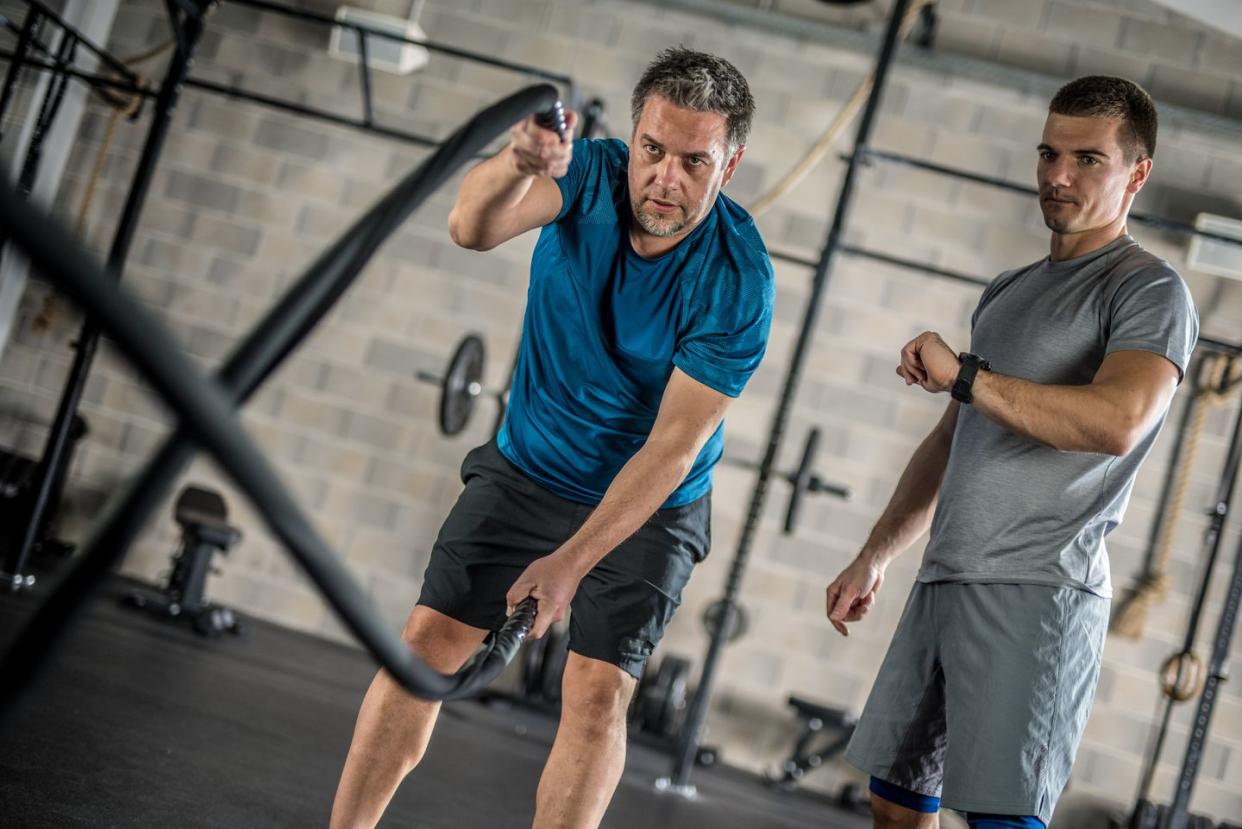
[631,47,755,151]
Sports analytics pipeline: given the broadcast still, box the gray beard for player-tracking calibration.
[632,199,688,238]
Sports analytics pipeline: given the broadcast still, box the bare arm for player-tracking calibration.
[565,370,728,569]
[904,332,1181,456]
[859,400,959,569]
[447,111,577,251]
[825,402,958,635]
[970,350,1179,455]
[506,369,732,636]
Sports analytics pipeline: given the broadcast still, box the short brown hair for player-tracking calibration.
[1049,75,1158,163]
[631,47,755,152]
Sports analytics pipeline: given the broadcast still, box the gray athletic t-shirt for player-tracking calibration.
[918,235,1199,597]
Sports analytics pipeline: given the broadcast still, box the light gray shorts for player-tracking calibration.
[843,581,1109,823]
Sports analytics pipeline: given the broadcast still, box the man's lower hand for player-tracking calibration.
[826,554,886,636]
[506,553,585,639]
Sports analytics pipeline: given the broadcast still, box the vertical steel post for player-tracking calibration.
[1166,394,1242,829]
[2,3,211,591]
[661,0,914,795]
[16,32,76,196]
[0,6,42,144]
[355,28,374,128]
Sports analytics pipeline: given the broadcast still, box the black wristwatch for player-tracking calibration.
[951,352,990,404]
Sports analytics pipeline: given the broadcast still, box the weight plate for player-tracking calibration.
[702,599,749,643]
[438,334,486,436]
[641,655,691,738]
[521,633,549,699]
[628,659,654,726]
[539,627,570,704]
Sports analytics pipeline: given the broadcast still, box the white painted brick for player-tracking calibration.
[934,10,1001,62]
[1072,45,1155,86]
[1045,1,1124,46]
[871,163,959,209]
[1120,17,1201,66]
[997,29,1075,77]
[1197,31,1242,77]
[968,0,1046,31]
[1149,63,1232,115]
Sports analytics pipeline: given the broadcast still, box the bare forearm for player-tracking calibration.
[972,371,1141,455]
[557,440,697,575]
[861,431,951,568]
[447,147,535,250]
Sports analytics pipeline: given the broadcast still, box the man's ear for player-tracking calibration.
[721,145,746,188]
[1128,157,1153,195]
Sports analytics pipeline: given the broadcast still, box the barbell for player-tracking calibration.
[414,333,507,437]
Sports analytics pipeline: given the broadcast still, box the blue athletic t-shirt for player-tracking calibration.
[496,137,774,507]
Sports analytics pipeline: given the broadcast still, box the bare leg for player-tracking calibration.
[532,652,637,829]
[329,606,487,829]
[872,793,940,829]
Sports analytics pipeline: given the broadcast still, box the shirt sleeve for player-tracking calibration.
[673,254,775,398]
[553,138,597,222]
[971,267,1021,332]
[1104,264,1199,381]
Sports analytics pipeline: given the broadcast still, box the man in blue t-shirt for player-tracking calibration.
[331,48,774,829]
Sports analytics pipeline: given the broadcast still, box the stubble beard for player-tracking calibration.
[632,196,689,238]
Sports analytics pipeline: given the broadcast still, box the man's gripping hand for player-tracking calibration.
[505,552,585,639]
[508,110,579,179]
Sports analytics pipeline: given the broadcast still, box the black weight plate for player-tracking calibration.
[628,659,654,726]
[521,634,549,699]
[439,334,485,436]
[702,599,749,643]
[539,627,571,704]
[695,745,718,768]
[641,655,691,738]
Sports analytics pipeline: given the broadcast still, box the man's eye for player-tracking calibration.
[645,144,660,155]
[1039,151,1054,161]
[687,157,704,167]
[1080,156,1098,166]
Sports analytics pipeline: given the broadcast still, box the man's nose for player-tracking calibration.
[1044,157,1073,189]
[653,155,680,190]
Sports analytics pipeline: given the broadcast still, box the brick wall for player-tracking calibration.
[1,0,1240,819]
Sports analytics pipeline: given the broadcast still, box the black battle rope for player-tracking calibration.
[0,83,561,715]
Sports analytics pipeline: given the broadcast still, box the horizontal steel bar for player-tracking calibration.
[858,148,1242,249]
[228,0,575,90]
[188,75,440,147]
[0,49,144,98]
[0,51,445,148]
[5,0,137,82]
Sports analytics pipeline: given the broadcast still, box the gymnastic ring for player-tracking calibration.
[1159,651,1204,702]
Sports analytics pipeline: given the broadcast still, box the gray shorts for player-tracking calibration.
[844,581,1109,823]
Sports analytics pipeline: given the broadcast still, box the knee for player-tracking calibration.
[871,793,934,829]
[399,606,487,672]
[559,656,635,738]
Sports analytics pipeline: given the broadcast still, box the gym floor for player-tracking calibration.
[0,575,870,829]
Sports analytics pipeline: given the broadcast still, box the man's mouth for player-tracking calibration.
[647,197,679,214]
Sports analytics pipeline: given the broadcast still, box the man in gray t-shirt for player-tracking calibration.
[826,77,1199,828]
